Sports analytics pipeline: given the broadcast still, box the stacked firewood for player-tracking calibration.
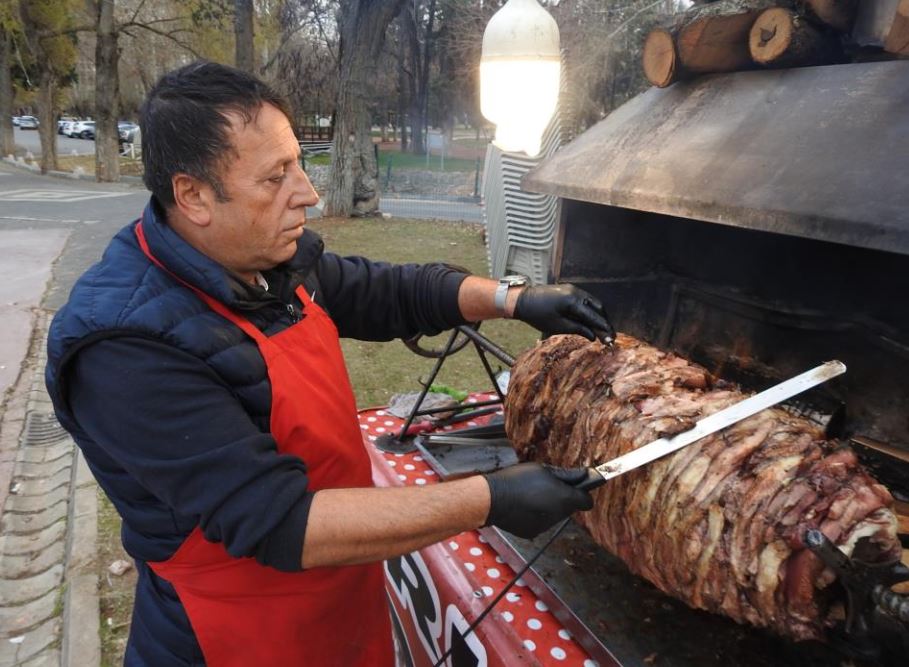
[642,0,909,87]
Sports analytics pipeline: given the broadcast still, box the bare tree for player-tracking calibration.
[19,0,78,174]
[94,0,120,181]
[267,0,339,128]
[67,1,197,182]
[0,26,15,157]
[235,0,255,70]
[324,0,407,217]
[554,0,688,126]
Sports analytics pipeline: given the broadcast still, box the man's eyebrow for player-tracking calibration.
[263,153,299,172]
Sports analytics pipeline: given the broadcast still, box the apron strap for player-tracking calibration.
[134,219,268,345]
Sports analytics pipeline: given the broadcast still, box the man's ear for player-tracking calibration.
[172,174,215,227]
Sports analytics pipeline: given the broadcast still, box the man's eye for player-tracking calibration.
[268,170,286,183]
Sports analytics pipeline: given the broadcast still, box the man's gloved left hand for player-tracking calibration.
[513,284,615,343]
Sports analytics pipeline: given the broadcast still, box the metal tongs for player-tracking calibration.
[574,360,847,491]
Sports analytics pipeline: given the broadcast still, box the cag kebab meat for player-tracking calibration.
[504,334,901,640]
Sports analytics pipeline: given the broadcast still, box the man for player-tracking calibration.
[46,62,613,666]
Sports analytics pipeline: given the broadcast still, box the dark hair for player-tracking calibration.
[140,60,293,207]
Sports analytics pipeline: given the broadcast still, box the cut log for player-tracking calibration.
[642,0,786,87]
[750,7,840,66]
[677,0,782,73]
[642,28,680,87]
[884,0,909,54]
[803,0,859,32]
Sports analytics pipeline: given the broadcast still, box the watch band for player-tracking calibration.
[494,275,528,314]
[494,281,511,314]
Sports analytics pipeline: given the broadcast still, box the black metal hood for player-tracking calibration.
[524,60,909,256]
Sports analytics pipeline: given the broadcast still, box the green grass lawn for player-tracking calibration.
[304,147,481,173]
[308,216,540,406]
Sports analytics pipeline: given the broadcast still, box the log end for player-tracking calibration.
[749,7,794,65]
[643,29,678,88]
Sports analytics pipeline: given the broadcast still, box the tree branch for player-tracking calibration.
[128,0,150,25]
[260,23,310,74]
[119,22,200,58]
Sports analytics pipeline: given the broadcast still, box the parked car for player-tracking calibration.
[118,122,139,143]
[12,116,21,126]
[117,121,138,137]
[71,120,95,139]
[19,116,39,130]
[61,120,77,137]
[57,116,77,134]
[67,120,88,137]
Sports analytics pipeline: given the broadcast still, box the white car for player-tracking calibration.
[70,120,95,139]
[19,116,39,130]
[58,117,77,134]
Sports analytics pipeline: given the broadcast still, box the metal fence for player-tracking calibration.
[378,146,484,223]
[379,193,483,223]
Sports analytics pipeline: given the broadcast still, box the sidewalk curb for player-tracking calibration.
[62,450,100,667]
[0,310,101,667]
[1,156,144,185]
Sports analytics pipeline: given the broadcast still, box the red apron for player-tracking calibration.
[135,222,394,666]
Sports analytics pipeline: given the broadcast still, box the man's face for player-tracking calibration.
[208,103,319,281]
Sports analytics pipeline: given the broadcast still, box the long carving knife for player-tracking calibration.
[573,360,847,491]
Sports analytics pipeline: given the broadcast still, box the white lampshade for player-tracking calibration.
[480,0,560,157]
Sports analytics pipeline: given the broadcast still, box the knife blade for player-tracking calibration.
[573,360,846,491]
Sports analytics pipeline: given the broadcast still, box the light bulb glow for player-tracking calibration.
[480,59,559,157]
[480,0,560,158]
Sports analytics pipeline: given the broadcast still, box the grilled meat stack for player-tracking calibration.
[505,334,901,640]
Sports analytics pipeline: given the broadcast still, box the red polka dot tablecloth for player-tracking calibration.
[359,394,603,667]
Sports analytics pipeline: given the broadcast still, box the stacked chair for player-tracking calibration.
[482,90,568,285]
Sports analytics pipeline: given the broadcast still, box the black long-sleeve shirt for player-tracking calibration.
[67,247,468,572]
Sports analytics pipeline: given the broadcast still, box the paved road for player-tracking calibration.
[11,126,95,157]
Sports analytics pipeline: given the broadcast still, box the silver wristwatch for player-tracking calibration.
[494,274,528,314]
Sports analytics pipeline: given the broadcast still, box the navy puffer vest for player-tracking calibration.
[46,199,321,439]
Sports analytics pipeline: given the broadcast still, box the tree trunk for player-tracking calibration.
[399,3,423,155]
[95,0,120,182]
[324,0,407,217]
[0,29,14,158]
[414,0,437,156]
[749,7,839,67]
[395,19,409,151]
[235,0,255,71]
[409,99,424,154]
[36,69,57,174]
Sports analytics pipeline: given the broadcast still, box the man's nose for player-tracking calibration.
[289,164,320,208]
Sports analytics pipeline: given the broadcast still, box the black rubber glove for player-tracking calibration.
[483,463,594,539]
[513,284,615,343]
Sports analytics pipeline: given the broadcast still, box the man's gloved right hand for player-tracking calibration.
[483,463,594,539]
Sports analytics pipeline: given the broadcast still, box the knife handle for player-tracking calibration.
[574,468,607,492]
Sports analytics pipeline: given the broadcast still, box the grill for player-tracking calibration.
[376,59,909,666]
[517,59,909,665]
